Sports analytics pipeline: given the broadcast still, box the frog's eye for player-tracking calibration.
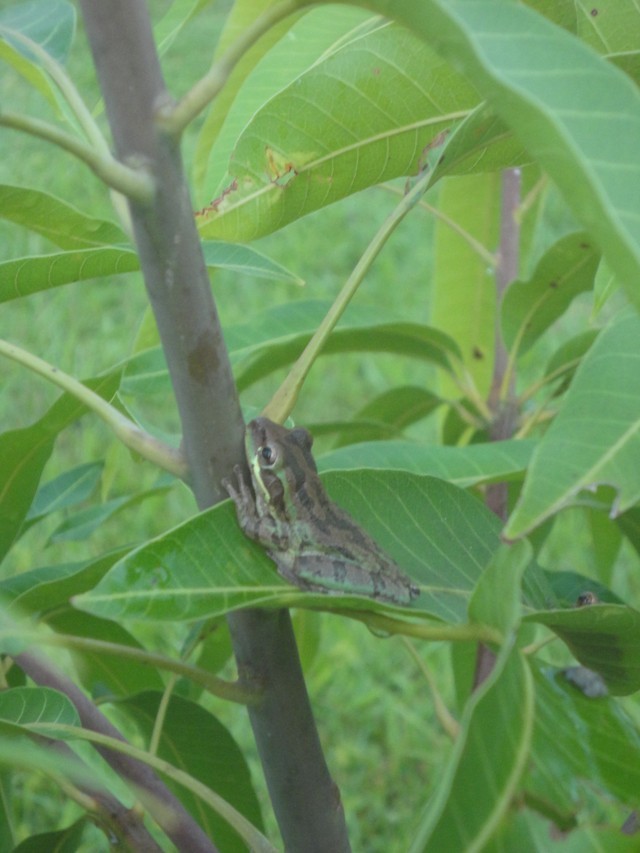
[259,444,277,467]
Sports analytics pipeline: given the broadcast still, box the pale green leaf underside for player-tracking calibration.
[196,21,480,240]
[0,687,79,735]
[506,312,640,538]
[319,439,535,488]
[74,471,501,625]
[0,240,301,303]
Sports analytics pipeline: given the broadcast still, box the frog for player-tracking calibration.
[223,417,420,605]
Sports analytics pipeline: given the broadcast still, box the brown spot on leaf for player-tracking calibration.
[549,280,558,289]
[195,179,238,218]
[590,8,598,16]
[372,67,381,76]
[472,346,484,360]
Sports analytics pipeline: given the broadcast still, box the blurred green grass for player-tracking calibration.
[0,4,451,849]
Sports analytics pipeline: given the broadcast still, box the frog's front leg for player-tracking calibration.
[223,465,290,549]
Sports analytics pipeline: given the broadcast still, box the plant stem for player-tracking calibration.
[79,2,350,849]
[263,167,433,423]
[0,112,154,202]
[162,0,301,136]
[0,339,187,480]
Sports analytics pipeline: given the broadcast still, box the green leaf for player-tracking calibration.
[74,471,502,624]
[527,604,640,695]
[411,645,534,850]
[0,239,301,303]
[0,185,127,250]
[26,461,103,523]
[543,570,624,608]
[529,663,640,812]
[122,692,264,849]
[358,0,640,305]
[0,550,128,615]
[0,370,120,562]
[12,819,87,853]
[542,329,598,388]
[501,232,600,356]
[46,609,164,698]
[505,312,640,538]
[48,481,172,543]
[0,1,75,64]
[0,686,79,735]
[197,21,479,240]
[318,439,535,488]
[468,540,531,635]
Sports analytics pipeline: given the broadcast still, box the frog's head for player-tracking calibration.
[245,417,317,512]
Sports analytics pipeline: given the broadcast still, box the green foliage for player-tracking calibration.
[1,0,640,850]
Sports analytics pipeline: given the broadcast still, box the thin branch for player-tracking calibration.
[402,638,460,739]
[383,183,498,268]
[342,609,502,644]
[0,111,154,202]
[161,0,301,136]
[0,339,187,480]
[39,631,259,705]
[14,648,218,852]
[263,167,434,423]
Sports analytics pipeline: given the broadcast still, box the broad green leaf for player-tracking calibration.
[411,645,534,851]
[0,37,62,115]
[529,664,640,813]
[122,691,264,849]
[0,687,79,735]
[575,0,640,84]
[197,22,479,240]
[501,232,600,355]
[318,439,535,488]
[195,4,371,202]
[0,370,120,562]
[468,540,531,635]
[527,604,640,695]
[26,461,103,523]
[0,1,75,64]
[74,471,501,624]
[46,609,164,698]
[432,173,499,399]
[505,312,640,538]
[355,0,640,305]
[0,239,301,303]
[0,550,128,615]
[0,186,126,250]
